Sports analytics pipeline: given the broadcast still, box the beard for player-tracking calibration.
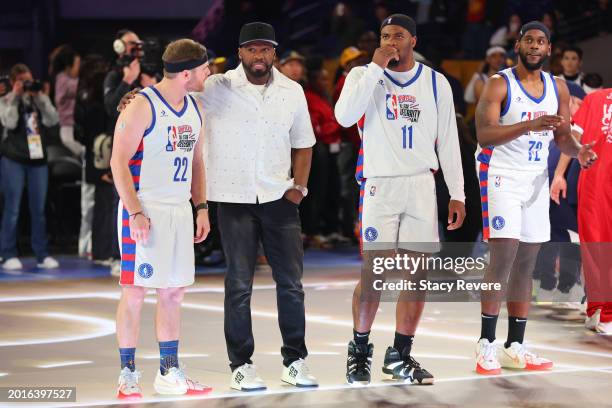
[518,49,548,71]
[243,60,273,78]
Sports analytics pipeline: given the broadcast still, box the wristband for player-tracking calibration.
[195,202,209,212]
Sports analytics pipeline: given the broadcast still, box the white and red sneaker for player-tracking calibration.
[153,365,212,395]
[475,338,501,375]
[117,367,142,400]
[499,342,553,370]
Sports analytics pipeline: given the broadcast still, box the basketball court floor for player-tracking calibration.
[1,251,611,407]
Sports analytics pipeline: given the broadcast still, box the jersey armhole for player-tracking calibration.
[138,91,156,137]
[431,69,438,112]
[188,94,202,126]
[550,73,560,107]
[499,72,511,117]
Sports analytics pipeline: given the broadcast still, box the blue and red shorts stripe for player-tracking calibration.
[119,140,144,285]
[479,162,490,240]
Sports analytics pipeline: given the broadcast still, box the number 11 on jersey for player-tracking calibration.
[401,125,413,149]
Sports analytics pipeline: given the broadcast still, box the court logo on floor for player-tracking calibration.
[138,263,154,279]
[364,227,378,242]
[492,216,505,230]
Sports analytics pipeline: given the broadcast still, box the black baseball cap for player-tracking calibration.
[239,22,278,47]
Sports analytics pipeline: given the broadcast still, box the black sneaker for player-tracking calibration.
[382,347,434,384]
[346,340,373,385]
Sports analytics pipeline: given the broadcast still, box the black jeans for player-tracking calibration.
[218,197,307,371]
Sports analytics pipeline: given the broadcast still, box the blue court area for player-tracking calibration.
[0,249,363,282]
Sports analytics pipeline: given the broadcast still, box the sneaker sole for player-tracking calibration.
[230,385,267,392]
[281,379,318,388]
[346,379,370,386]
[475,364,501,375]
[117,391,142,400]
[154,385,188,395]
[382,372,434,384]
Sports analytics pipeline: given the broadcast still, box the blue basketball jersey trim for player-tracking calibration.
[431,69,438,111]
[188,95,202,126]
[150,86,189,117]
[511,68,547,104]
[499,72,511,117]
[550,72,560,106]
[138,91,156,136]
[384,63,423,88]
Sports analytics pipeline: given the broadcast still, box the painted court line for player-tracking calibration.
[44,365,612,407]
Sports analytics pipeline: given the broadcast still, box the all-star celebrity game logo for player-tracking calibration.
[166,125,196,152]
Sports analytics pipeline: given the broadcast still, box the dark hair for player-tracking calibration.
[583,72,603,89]
[116,29,134,40]
[50,44,78,78]
[9,63,30,81]
[562,46,583,60]
[77,54,108,103]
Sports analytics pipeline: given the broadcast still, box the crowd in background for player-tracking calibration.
[0,0,608,306]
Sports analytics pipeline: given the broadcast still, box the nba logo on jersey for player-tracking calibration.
[521,111,546,121]
[166,126,178,151]
[386,94,398,120]
[370,185,376,196]
[494,176,501,187]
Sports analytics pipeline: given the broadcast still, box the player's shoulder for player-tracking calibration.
[273,68,305,93]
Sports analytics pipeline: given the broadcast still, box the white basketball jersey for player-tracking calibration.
[130,86,202,204]
[477,67,559,172]
[355,62,444,181]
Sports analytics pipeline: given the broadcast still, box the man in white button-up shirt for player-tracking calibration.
[195,22,318,391]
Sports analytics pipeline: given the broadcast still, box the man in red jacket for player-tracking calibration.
[571,88,612,334]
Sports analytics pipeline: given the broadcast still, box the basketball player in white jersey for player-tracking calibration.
[474,22,596,375]
[111,39,212,398]
[335,14,466,385]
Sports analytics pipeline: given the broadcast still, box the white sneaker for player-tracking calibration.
[153,365,212,395]
[498,342,553,370]
[37,256,59,269]
[117,367,142,400]
[230,363,266,392]
[585,308,601,331]
[281,359,318,387]
[3,257,23,270]
[596,321,612,335]
[475,338,501,375]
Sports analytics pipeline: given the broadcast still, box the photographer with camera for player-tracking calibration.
[0,63,60,270]
[104,29,144,125]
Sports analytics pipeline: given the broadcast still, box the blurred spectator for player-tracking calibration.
[357,30,378,60]
[583,72,604,94]
[534,81,586,306]
[489,14,522,49]
[462,0,494,58]
[464,46,506,106]
[302,57,343,247]
[103,29,142,130]
[541,12,558,43]
[328,2,366,56]
[73,55,118,268]
[560,46,584,87]
[333,47,368,242]
[50,45,83,157]
[425,48,467,116]
[436,116,481,256]
[279,50,305,84]
[0,63,59,270]
[206,49,227,74]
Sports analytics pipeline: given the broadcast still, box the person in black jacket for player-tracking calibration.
[0,63,60,270]
[103,29,143,134]
[74,55,120,270]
